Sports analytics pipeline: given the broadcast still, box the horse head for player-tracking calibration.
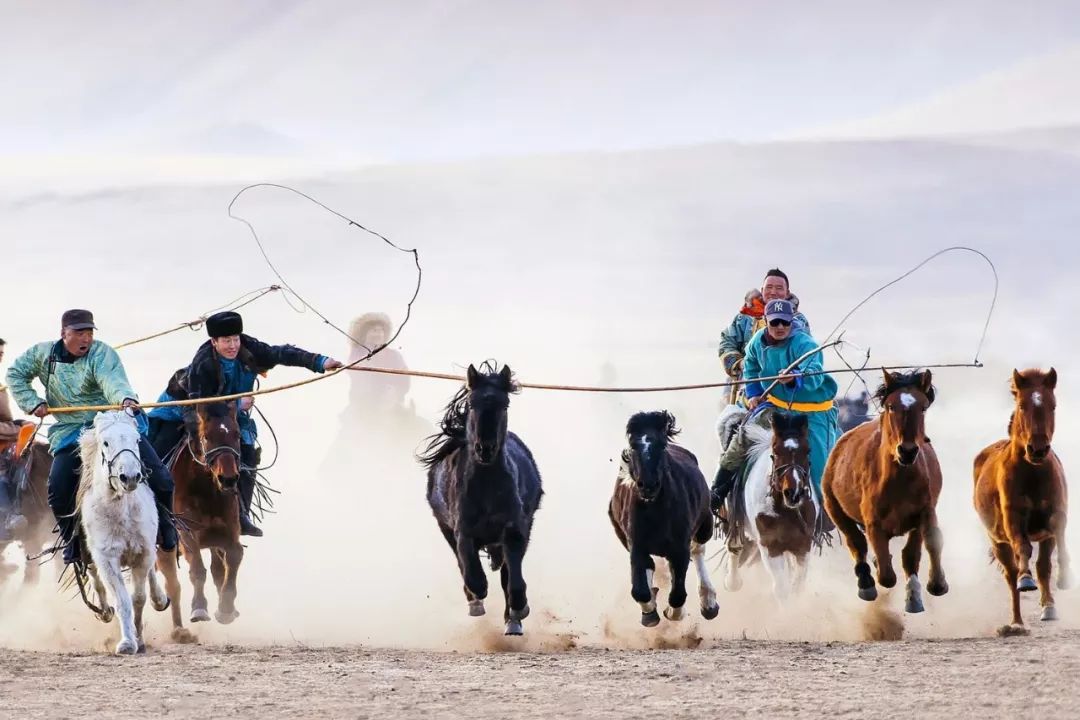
[623,411,678,503]
[1010,367,1057,465]
[768,411,811,509]
[196,401,242,491]
[93,410,144,494]
[465,363,517,466]
[876,369,935,467]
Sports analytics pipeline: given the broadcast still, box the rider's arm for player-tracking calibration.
[741,332,765,400]
[246,336,328,373]
[718,315,746,377]
[4,343,46,414]
[788,334,830,394]
[92,345,139,405]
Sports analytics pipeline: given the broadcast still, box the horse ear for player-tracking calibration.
[1011,368,1024,394]
[499,365,513,385]
[1047,367,1058,390]
[919,369,933,393]
[881,367,894,388]
[466,364,479,389]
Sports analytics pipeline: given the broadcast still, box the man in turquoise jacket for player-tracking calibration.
[4,309,177,565]
[712,299,839,512]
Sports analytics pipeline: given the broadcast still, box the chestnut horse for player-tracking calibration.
[822,369,948,613]
[0,435,55,587]
[156,401,245,641]
[974,368,1072,633]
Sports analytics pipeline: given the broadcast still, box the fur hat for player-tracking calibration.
[206,311,243,338]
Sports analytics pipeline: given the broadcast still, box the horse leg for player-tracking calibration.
[691,541,720,619]
[923,512,949,596]
[130,558,150,654]
[724,543,744,592]
[502,533,529,635]
[901,528,925,613]
[100,558,139,655]
[156,548,194,643]
[85,563,114,623]
[455,536,488,617]
[663,549,690,621]
[631,548,659,627]
[759,546,791,606]
[500,560,511,623]
[824,492,876,601]
[1050,510,1074,590]
[992,541,1027,633]
[1037,538,1058,621]
[867,525,897,589]
[1005,510,1036,592]
[792,552,809,595]
[215,542,243,624]
[187,548,212,623]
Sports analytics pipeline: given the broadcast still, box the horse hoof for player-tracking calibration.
[137,641,147,655]
[170,627,198,644]
[152,596,170,613]
[468,600,486,617]
[701,603,720,621]
[504,620,524,636]
[905,597,925,614]
[927,579,949,596]
[664,606,685,622]
[858,586,878,602]
[1058,571,1074,591]
[100,606,115,624]
[1018,575,1038,592]
[724,576,743,592]
[1041,605,1059,622]
[878,573,897,589]
[996,623,1029,638]
[190,608,211,623]
[215,609,239,625]
[115,640,138,656]
[641,610,661,627]
[508,605,530,622]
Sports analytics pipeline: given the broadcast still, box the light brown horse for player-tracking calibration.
[156,401,244,641]
[974,368,1071,633]
[822,369,948,613]
[0,437,55,587]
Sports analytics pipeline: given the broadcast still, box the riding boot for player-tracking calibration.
[237,469,263,537]
[58,515,81,565]
[710,466,739,516]
[155,489,178,552]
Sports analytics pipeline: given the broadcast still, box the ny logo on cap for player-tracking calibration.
[770,301,786,312]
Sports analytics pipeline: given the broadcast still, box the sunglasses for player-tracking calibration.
[768,318,792,328]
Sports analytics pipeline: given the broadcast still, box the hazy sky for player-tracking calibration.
[3,1,1080,163]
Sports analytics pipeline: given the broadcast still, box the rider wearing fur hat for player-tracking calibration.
[147,311,342,536]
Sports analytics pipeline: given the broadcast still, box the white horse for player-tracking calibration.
[77,411,169,655]
[717,405,819,604]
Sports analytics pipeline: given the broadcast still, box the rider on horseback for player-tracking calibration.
[3,310,178,565]
[147,311,343,537]
[0,338,30,542]
[718,268,810,406]
[711,299,839,518]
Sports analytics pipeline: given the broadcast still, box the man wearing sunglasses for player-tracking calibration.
[711,299,839,520]
[718,268,809,406]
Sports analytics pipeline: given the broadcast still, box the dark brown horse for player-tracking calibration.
[974,368,1071,633]
[609,411,719,626]
[0,437,55,586]
[822,369,948,614]
[156,401,244,641]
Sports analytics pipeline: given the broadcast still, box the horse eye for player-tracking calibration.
[103,441,109,448]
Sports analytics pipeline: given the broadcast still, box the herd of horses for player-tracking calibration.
[0,362,1066,651]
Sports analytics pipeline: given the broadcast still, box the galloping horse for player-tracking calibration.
[822,369,948,613]
[157,401,245,640]
[974,368,1071,632]
[77,411,170,655]
[421,363,543,636]
[608,411,719,626]
[0,432,54,587]
[721,409,818,603]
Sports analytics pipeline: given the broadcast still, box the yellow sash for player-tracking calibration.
[767,394,834,413]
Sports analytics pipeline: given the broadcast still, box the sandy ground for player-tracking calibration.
[3,627,1078,720]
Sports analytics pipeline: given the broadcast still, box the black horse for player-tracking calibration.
[608,411,720,626]
[420,362,543,636]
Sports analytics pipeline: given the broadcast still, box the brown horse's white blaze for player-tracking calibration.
[974,368,1071,633]
[822,369,948,614]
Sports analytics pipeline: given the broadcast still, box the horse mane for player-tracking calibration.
[625,411,680,441]
[417,361,518,469]
[874,370,936,405]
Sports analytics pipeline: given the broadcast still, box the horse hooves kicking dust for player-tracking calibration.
[191,608,211,623]
[1041,606,1059,622]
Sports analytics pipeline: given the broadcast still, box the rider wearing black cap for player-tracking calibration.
[147,311,343,536]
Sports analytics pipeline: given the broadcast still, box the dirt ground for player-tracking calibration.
[2,628,1078,720]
